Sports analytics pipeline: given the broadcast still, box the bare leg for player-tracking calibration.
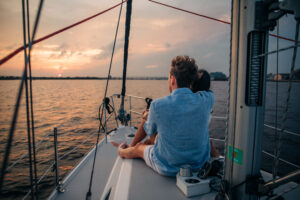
[118,142,148,159]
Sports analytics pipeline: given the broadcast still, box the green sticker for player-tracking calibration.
[228,145,243,165]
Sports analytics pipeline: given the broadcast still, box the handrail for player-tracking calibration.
[209,137,300,169]
[6,131,53,172]
[262,150,300,169]
[264,123,300,137]
[16,94,300,199]
[210,115,300,137]
[112,93,148,100]
[22,130,100,200]
[113,94,300,137]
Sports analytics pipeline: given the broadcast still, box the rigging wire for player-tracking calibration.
[253,44,300,59]
[0,0,297,67]
[25,0,39,196]
[272,19,280,181]
[273,21,299,178]
[86,1,124,199]
[148,0,299,44]
[22,0,35,198]
[0,1,128,66]
[0,0,44,195]
[103,0,124,100]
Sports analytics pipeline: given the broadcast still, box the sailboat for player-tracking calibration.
[0,0,300,199]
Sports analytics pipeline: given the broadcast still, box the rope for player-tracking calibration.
[149,0,230,25]
[103,0,124,99]
[0,1,127,66]
[86,1,125,198]
[148,0,299,44]
[273,21,299,179]
[86,107,103,200]
[0,0,44,194]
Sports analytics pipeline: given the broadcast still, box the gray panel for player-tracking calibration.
[53,142,118,200]
[128,159,216,200]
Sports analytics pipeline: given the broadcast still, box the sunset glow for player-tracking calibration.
[0,0,298,77]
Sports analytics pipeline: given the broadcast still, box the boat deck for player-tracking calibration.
[48,126,299,200]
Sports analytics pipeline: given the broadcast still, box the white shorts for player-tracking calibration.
[143,145,162,175]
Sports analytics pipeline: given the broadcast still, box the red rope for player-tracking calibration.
[1,0,297,66]
[149,0,230,25]
[0,1,127,66]
[149,0,299,43]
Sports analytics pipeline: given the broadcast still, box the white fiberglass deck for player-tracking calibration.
[48,126,299,200]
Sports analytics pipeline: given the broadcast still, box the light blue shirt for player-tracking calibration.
[143,88,214,176]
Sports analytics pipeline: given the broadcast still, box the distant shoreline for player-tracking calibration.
[0,76,168,80]
[1,76,299,82]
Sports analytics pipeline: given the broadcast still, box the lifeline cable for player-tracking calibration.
[0,1,128,66]
[0,0,44,194]
[86,1,125,199]
[273,21,299,178]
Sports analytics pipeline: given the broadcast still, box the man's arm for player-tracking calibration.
[130,119,147,147]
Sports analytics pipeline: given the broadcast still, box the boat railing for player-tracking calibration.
[8,93,300,199]
[18,128,99,199]
[110,93,300,171]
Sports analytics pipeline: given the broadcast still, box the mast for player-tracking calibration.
[225,1,300,198]
[225,0,269,199]
[119,0,133,125]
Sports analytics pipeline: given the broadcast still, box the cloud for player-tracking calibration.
[218,14,231,23]
[150,19,179,27]
[145,64,159,69]
[43,44,60,49]
[93,38,124,60]
[165,42,171,48]
[82,49,103,56]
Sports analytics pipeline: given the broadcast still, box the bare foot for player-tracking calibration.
[119,142,128,149]
[111,141,121,147]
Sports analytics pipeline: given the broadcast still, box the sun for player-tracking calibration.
[57,73,62,77]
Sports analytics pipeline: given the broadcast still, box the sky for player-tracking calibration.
[0,0,299,77]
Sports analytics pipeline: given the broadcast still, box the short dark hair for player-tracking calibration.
[170,55,198,88]
[191,69,211,92]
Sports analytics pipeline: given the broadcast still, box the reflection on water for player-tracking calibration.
[0,80,299,199]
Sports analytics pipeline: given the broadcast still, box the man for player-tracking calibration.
[118,55,214,176]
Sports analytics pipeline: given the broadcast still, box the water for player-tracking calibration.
[0,80,299,199]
